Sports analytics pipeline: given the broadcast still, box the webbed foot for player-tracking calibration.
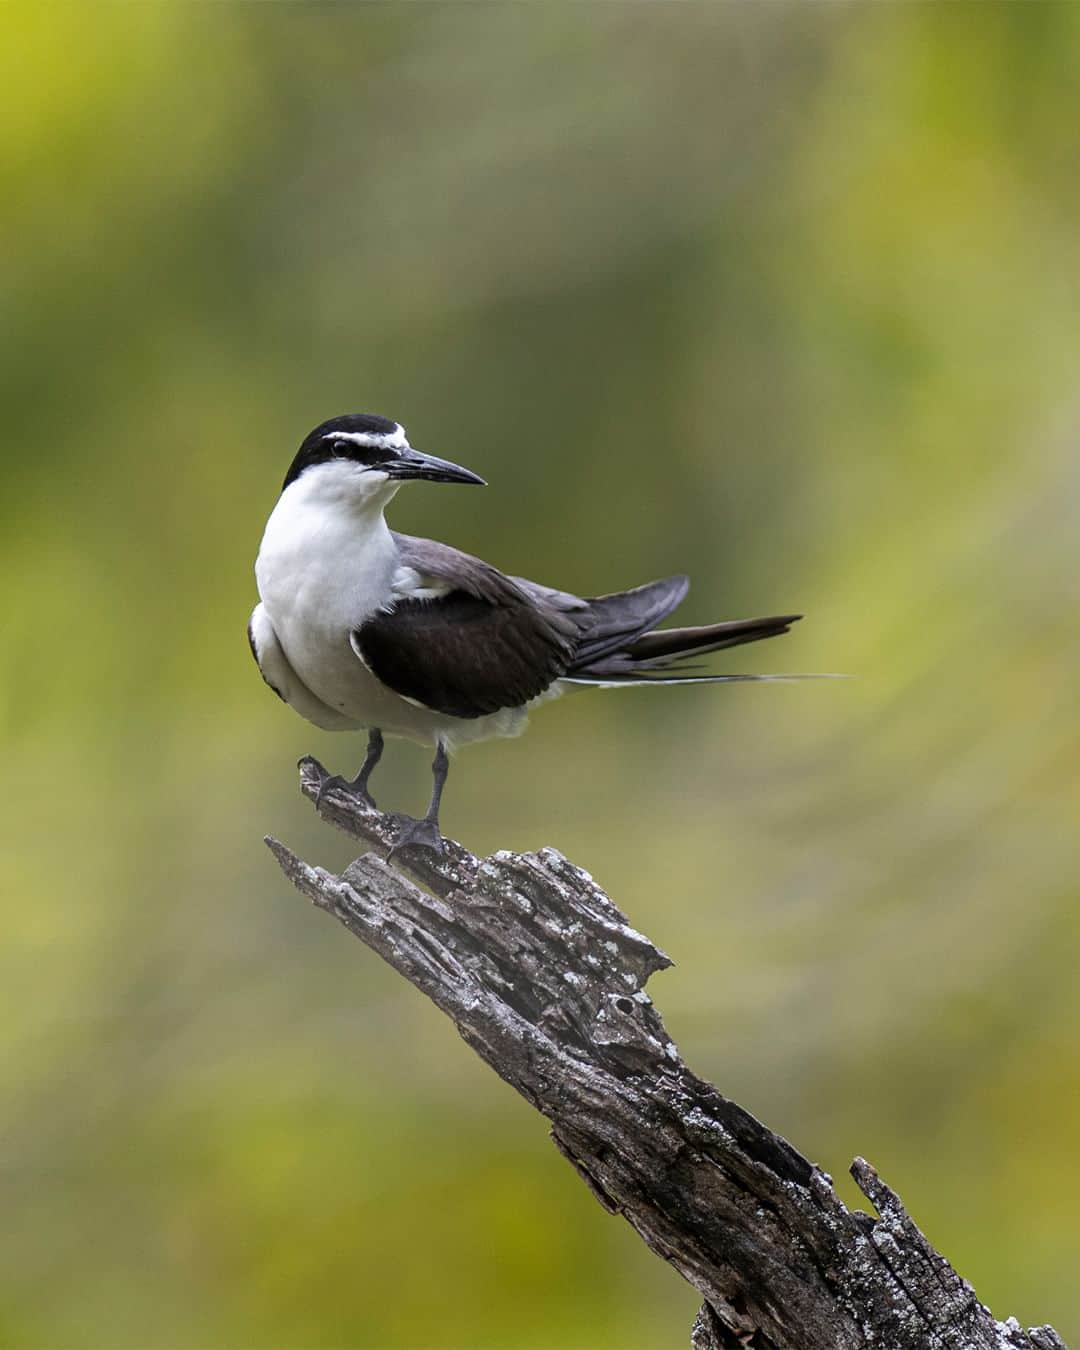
[315,773,377,812]
[386,813,445,859]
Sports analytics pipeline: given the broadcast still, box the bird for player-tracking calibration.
[250,413,804,855]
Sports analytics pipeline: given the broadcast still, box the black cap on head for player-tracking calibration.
[282,413,407,491]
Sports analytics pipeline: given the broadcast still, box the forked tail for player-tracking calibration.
[567,585,817,685]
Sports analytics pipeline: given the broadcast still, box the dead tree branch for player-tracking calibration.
[267,756,1067,1350]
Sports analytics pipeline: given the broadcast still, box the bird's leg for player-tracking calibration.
[387,741,449,858]
[351,727,384,806]
[315,728,384,810]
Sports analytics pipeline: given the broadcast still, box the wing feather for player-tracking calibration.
[355,536,580,719]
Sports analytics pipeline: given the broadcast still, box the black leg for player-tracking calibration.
[388,741,450,858]
[315,727,383,810]
[352,728,384,806]
[424,741,449,829]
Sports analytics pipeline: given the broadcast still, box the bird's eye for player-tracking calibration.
[326,439,394,467]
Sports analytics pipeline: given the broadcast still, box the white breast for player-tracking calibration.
[255,464,401,714]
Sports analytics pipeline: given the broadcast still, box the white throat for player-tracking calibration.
[255,462,402,635]
[283,458,401,515]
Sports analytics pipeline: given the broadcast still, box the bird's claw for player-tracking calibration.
[315,773,376,812]
[386,814,445,860]
[314,773,348,810]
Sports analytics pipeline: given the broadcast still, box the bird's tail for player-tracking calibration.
[566,611,817,686]
[562,672,839,687]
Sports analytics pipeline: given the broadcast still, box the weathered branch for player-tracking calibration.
[267,757,1066,1350]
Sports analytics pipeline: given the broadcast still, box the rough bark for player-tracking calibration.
[267,756,1067,1350]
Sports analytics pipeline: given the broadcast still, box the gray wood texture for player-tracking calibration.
[267,757,1067,1350]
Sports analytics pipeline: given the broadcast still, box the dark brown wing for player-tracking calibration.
[353,536,581,719]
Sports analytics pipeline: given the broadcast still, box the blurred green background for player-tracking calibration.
[3,3,1079,1347]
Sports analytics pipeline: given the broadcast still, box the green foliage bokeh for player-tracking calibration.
[3,4,1079,1347]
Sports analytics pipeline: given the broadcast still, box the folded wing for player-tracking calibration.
[355,534,801,718]
[353,536,580,719]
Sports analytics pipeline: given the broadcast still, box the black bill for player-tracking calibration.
[385,448,486,486]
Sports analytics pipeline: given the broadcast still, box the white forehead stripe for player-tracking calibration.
[321,424,408,451]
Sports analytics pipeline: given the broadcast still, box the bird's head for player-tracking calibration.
[282,414,486,505]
